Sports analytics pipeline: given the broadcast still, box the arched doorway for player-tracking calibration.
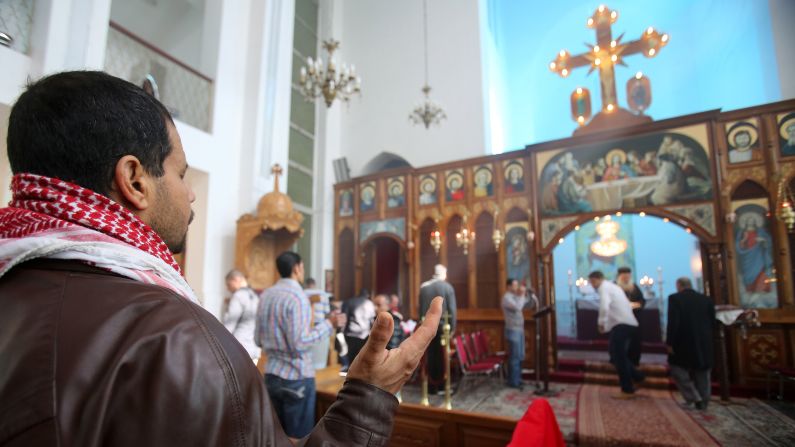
[550,212,706,366]
[361,235,408,299]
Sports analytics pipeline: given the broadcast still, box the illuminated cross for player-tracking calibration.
[549,4,668,114]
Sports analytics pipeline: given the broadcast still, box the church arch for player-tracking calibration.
[361,152,413,175]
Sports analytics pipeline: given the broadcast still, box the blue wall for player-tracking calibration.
[484,0,782,152]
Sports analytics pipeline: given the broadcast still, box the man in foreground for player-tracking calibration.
[419,264,457,394]
[588,271,645,397]
[667,277,715,410]
[0,71,444,446]
[257,251,346,438]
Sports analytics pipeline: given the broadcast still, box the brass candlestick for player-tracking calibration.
[419,316,430,406]
[440,310,452,410]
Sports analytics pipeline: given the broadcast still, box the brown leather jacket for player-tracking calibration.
[0,260,397,446]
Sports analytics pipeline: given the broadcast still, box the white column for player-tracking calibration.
[313,0,345,289]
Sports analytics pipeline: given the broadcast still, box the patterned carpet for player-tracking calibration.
[578,384,718,446]
[398,380,795,446]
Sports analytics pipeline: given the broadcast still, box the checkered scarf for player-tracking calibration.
[0,173,197,302]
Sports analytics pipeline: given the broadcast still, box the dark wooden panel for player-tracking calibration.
[446,215,469,308]
[475,212,499,308]
[338,229,355,299]
[390,416,444,447]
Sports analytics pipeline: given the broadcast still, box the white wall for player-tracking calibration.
[334,0,488,176]
[110,0,208,75]
[770,0,795,100]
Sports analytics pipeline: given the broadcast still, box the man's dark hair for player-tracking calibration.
[506,278,516,286]
[588,271,604,280]
[276,251,302,278]
[6,71,174,196]
[617,267,632,275]
[305,278,316,288]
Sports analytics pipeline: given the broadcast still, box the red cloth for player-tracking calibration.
[507,399,565,447]
[0,173,180,272]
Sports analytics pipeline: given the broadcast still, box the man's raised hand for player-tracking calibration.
[346,297,443,394]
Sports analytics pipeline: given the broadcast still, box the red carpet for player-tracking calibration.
[577,384,718,446]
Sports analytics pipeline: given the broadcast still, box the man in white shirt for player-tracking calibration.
[588,270,646,397]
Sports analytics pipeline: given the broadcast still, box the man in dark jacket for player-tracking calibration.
[419,264,457,394]
[667,277,715,410]
[342,289,376,364]
[0,71,444,446]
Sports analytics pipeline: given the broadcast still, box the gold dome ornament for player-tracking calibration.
[251,164,304,234]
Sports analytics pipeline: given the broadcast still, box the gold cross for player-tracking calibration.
[549,4,668,112]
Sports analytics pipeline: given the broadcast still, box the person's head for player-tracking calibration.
[734,130,751,149]
[433,264,447,281]
[787,123,795,144]
[616,267,632,284]
[450,177,461,190]
[509,168,520,182]
[628,151,638,163]
[225,269,248,293]
[676,277,693,292]
[7,71,195,253]
[506,278,520,293]
[372,294,389,312]
[304,277,316,289]
[588,270,605,289]
[611,154,621,166]
[390,294,400,308]
[276,251,304,282]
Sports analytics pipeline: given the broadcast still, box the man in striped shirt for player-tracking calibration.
[256,251,347,438]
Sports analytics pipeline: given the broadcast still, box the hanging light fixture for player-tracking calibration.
[299,39,361,108]
[409,0,447,128]
[430,229,442,255]
[590,215,627,257]
[456,215,475,255]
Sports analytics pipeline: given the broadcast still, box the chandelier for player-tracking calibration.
[590,215,627,257]
[430,229,442,255]
[776,176,795,232]
[456,215,475,255]
[299,39,361,108]
[409,0,447,128]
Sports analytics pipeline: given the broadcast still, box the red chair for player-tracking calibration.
[472,330,507,364]
[453,334,501,391]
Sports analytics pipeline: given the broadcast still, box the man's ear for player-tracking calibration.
[112,155,153,211]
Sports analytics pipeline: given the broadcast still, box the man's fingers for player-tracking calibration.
[360,311,394,358]
[401,297,443,354]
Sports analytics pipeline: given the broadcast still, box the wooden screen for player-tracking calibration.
[446,215,469,309]
[475,212,499,308]
[338,228,355,299]
[419,218,437,283]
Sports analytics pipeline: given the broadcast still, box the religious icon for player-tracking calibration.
[339,188,354,217]
[725,120,760,164]
[387,176,405,208]
[570,87,592,124]
[537,127,713,217]
[778,112,795,157]
[505,223,531,284]
[626,73,651,114]
[445,170,465,202]
[473,164,494,198]
[503,160,525,194]
[418,174,438,205]
[732,200,777,309]
[360,182,376,213]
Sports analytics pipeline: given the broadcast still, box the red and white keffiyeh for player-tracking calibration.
[0,173,197,302]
